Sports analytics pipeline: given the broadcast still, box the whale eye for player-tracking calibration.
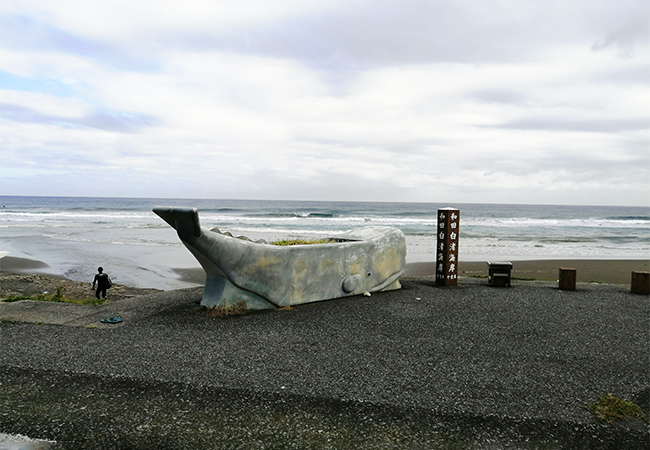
[342,274,362,293]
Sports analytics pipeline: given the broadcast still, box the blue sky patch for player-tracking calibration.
[0,71,78,98]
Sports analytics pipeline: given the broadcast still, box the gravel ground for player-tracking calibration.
[1,277,648,449]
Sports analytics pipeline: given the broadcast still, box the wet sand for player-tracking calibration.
[405,259,649,285]
[0,256,64,277]
[0,255,206,287]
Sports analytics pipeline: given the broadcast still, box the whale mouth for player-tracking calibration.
[209,227,264,243]
[210,227,360,246]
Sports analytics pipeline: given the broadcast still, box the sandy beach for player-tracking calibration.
[3,254,649,287]
[406,259,650,285]
[1,257,648,449]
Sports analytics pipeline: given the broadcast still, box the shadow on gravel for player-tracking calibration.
[1,366,646,450]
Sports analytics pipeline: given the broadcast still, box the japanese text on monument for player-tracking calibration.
[436,208,460,286]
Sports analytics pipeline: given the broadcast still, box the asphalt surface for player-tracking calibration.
[1,278,648,449]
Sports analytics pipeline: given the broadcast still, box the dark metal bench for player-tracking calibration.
[487,261,512,287]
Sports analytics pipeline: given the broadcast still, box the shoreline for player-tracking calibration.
[3,255,647,287]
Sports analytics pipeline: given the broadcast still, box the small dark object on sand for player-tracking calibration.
[100,315,123,324]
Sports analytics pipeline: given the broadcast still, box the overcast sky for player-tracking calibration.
[1,0,648,206]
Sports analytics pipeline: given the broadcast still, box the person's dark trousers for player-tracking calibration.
[96,288,107,299]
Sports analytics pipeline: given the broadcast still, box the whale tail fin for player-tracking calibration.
[153,207,202,238]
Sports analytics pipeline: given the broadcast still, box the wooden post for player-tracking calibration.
[631,271,650,295]
[559,268,577,291]
[436,208,460,286]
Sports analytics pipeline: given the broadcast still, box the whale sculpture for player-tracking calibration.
[153,207,406,310]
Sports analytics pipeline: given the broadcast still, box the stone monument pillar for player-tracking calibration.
[436,208,460,286]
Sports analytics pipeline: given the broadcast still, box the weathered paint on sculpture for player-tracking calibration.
[153,207,406,309]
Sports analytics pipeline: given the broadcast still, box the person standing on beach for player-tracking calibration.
[92,267,112,299]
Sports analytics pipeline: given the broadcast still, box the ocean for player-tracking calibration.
[1,196,648,289]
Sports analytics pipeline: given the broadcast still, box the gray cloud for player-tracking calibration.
[3,1,648,74]
[0,15,159,71]
[590,65,650,85]
[0,103,159,132]
[152,0,650,70]
[81,111,160,132]
[469,90,529,105]
[591,17,649,56]
[159,2,538,68]
[488,117,649,133]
